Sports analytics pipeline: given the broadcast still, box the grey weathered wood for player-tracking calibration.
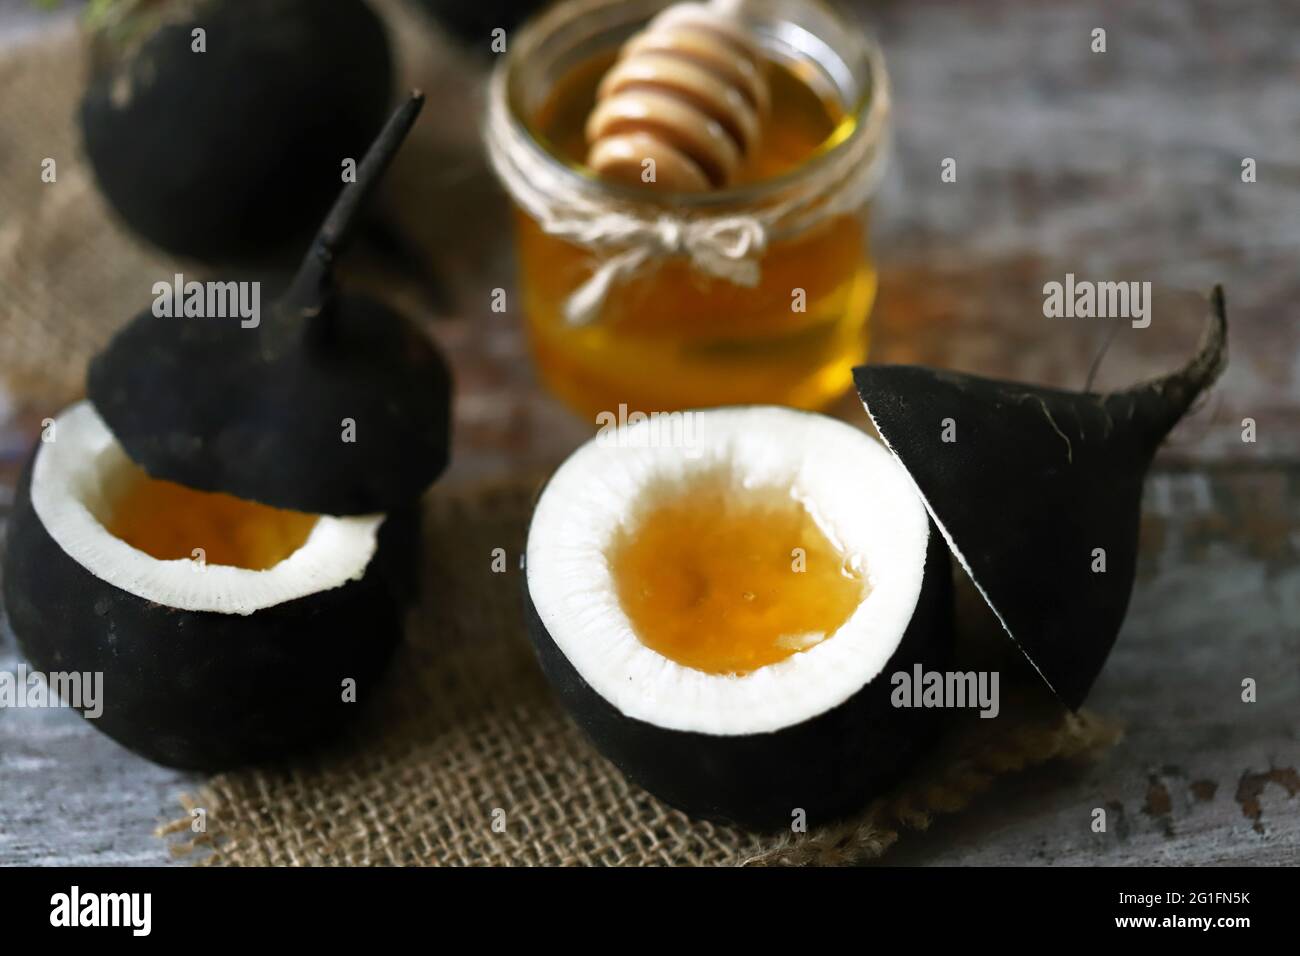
[886,466,1300,866]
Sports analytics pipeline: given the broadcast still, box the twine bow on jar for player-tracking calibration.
[560,214,766,325]
[484,37,890,327]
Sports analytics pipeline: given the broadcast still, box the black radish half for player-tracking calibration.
[524,407,953,830]
[853,286,1228,709]
[4,94,450,770]
[79,0,393,260]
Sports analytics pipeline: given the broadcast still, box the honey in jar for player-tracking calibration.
[492,0,888,419]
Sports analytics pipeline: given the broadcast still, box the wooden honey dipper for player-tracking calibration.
[586,0,771,191]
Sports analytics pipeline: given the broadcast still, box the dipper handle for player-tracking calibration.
[585,1,769,191]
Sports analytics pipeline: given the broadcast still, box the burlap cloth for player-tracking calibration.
[1,5,1121,866]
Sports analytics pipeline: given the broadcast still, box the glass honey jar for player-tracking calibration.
[486,0,890,418]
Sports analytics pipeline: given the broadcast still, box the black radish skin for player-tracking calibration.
[524,526,954,831]
[87,290,452,516]
[853,287,1228,709]
[3,455,419,770]
[80,0,392,260]
[88,95,451,516]
[416,0,551,46]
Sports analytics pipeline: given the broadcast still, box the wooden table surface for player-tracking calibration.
[1,0,1297,865]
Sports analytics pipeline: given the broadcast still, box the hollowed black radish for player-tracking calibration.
[4,94,450,770]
